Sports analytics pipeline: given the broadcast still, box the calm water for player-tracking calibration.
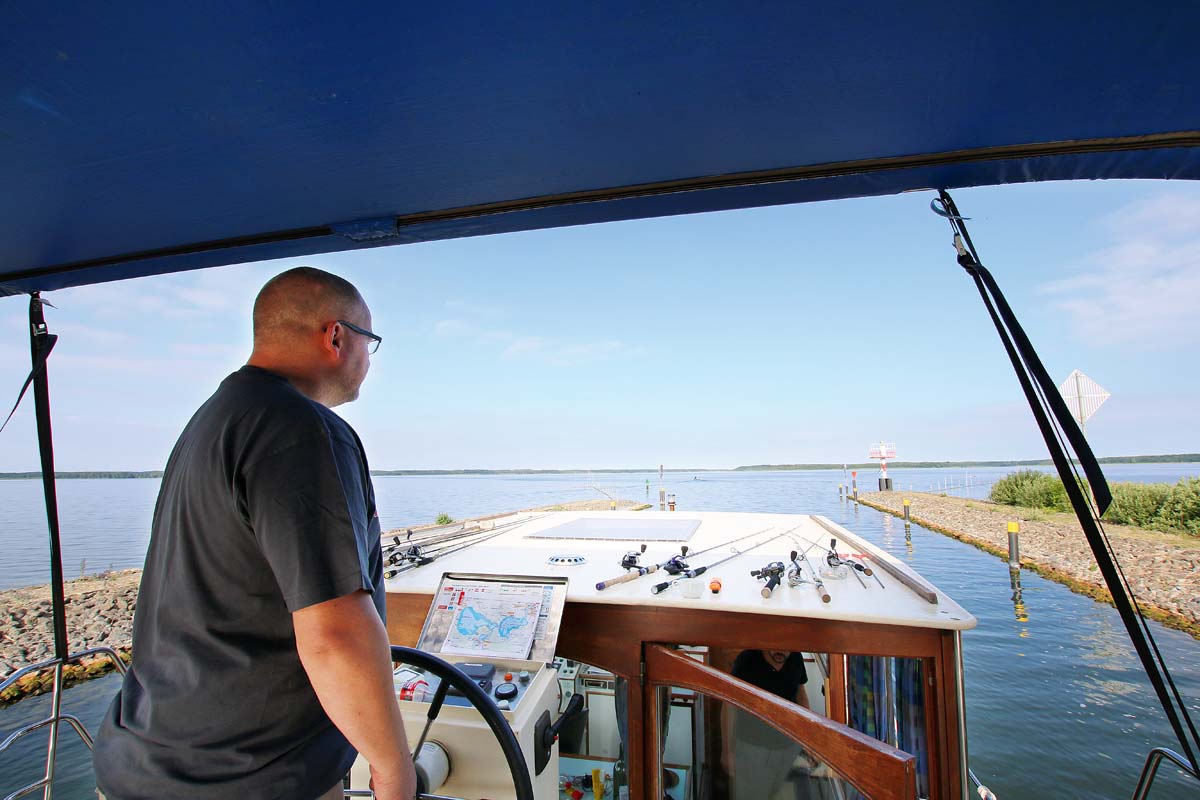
[2,465,1198,798]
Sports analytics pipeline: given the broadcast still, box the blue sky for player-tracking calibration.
[1,179,1198,471]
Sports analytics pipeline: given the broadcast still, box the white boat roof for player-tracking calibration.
[385,511,976,631]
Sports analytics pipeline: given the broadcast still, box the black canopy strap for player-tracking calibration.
[934,190,1200,777]
[25,293,70,662]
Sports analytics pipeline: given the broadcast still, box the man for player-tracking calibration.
[94,267,416,800]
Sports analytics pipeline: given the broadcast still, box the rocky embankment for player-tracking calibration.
[0,570,140,703]
[858,491,1200,637]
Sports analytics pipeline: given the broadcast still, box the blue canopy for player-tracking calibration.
[3,2,1199,296]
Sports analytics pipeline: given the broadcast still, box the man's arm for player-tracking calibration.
[294,590,416,800]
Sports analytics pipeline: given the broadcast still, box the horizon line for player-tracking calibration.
[2,452,1197,479]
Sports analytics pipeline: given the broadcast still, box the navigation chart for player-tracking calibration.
[437,580,545,659]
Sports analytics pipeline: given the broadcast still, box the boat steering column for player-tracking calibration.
[349,574,574,799]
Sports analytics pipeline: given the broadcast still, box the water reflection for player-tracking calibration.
[1009,568,1029,631]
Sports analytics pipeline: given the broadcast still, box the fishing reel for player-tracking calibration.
[750,560,786,598]
[786,550,809,587]
[387,543,426,566]
[620,543,648,571]
[663,546,690,575]
[827,538,874,576]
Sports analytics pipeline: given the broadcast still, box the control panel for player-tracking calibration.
[396,660,539,712]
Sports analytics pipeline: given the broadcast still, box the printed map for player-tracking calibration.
[438,582,544,659]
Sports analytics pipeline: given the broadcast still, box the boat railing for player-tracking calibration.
[1130,746,1200,800]
[0,646,127,800]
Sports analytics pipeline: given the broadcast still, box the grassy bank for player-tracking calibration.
[989,470,1200,537]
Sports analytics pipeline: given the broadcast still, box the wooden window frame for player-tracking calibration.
[644,644,917,800]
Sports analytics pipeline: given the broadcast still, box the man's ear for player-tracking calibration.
[320,321,343,359]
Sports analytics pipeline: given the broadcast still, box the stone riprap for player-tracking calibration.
[0,570,140,702]
[858,491,1200,637]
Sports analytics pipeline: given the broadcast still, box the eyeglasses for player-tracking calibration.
[337,319,382,354]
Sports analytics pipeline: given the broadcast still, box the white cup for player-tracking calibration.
[680,578,704,599]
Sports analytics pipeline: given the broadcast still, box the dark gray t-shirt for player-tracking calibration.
[94,366,384,800]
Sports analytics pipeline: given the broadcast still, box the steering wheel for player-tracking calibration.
[389,645,535,800]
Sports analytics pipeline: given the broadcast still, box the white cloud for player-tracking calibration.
[53,263,264,323]
[1039,194,1200,346]
[444,298,505,320]
[503,336,644,367]
[502,336,546,357]
[47,321,136,347]
[434,319,474,337]
[169,342,243,359]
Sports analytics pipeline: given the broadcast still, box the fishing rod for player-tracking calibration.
[596,526,774,591]
[385,528,506,579]
[800,548,831,604]
[385,527,481,564]
[384,517,540,578]
[383,518,478,550]
[384,515,544,566]
[651,527,796,595]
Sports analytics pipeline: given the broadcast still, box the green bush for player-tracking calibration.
[1157,478,1200,536]
[1104,482,1172,528]
[990,471,1200,537]
[989,470,1069,511]
[435,513,454,525]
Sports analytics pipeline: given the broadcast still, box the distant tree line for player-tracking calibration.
[736,454,1200,471]
[2,454,1195,479]
[0,471,164,480]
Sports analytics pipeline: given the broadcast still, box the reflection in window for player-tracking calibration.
[658,683,860,800]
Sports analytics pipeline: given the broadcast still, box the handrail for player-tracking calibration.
[1131,747,1200,800]
[645,644,917,800]
[0,646,127,694]
[0,647,128,800]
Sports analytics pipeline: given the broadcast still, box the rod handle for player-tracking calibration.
[596,565,656,591]
[690,566,707,578]
[760,574,781,598]
[817,585,831,603]
[650,580,671,595]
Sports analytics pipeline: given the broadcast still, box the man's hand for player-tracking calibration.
[294,591,415,799]
[369,760,417,800]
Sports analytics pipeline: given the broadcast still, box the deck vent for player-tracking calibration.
[547,554,587,566]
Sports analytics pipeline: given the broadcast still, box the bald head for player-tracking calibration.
[252,267,366,346]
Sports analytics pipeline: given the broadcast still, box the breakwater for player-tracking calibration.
[857,490,1200,638]
[0,571,138,704]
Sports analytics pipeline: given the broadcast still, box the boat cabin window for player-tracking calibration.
[553,658,633,799]
[643,644,928,800]
[657,648,863,799]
